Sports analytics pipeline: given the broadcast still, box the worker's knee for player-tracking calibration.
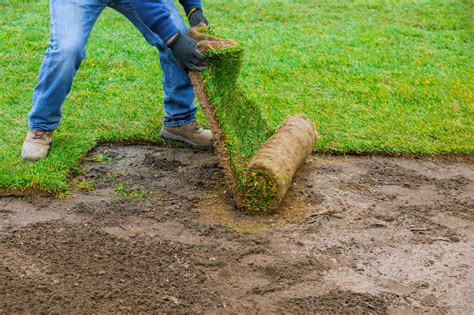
[51,37,86,68]
[163,0,188,35]
[174,16,188,35]
[59,41,85,59]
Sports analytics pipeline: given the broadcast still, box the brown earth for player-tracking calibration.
[1,144,473,313]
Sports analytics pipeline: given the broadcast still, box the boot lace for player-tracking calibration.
[32,130,49,140]
[189,121,201,131]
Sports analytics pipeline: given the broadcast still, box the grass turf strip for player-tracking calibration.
[0,0,473,192]
[190,31,316,213]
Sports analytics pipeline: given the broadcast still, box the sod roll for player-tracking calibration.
[189,26,318,214]
[241,115,318,212]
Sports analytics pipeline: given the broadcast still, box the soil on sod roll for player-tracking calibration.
[1,144,473,313]
[188,27,317,213]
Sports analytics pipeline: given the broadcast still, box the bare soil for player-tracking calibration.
[1,144,473,314]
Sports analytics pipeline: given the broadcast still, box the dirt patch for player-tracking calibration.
[1,144,473,313]
[279,290,390,314]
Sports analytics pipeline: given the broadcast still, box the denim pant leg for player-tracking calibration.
[112,0,197,127]
[28,0,107,131]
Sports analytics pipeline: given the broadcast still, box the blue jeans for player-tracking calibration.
[28,0,197,130]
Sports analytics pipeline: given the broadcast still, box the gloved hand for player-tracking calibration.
[188,8,209,28]
[167,32,207,71]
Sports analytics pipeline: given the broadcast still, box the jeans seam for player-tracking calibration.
[166,51,175,97]
[130,9,166,50]
[46,0,56,66]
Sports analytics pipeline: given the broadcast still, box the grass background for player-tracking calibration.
[0,0,473,191]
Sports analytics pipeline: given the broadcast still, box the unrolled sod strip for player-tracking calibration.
[189,27,318,213]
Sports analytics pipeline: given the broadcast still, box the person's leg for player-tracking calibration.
[23,0,106,161]
[28,0,106,131]
[111,0,197,127]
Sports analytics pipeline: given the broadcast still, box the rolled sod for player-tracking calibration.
[189,26,318,213]
[242,115,317,212]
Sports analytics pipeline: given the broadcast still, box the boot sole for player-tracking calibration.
[160,129,212,149]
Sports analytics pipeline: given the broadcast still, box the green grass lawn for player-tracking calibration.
[0,0,472,192]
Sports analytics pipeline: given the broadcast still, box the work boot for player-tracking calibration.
[21,130,54,162]
[160,121,213,148]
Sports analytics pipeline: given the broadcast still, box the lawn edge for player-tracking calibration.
[314,150,474,162]
[2,143,472,197]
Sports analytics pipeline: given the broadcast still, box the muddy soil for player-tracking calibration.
[1,144,473,313]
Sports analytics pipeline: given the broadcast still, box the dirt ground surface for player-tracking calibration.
[1,144,473,314]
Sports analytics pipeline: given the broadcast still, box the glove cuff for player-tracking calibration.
[167,32,181,48]
[187,7,201,18]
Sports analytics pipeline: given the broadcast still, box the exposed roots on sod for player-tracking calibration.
[189,26,317,213]
[241,170,276,213]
